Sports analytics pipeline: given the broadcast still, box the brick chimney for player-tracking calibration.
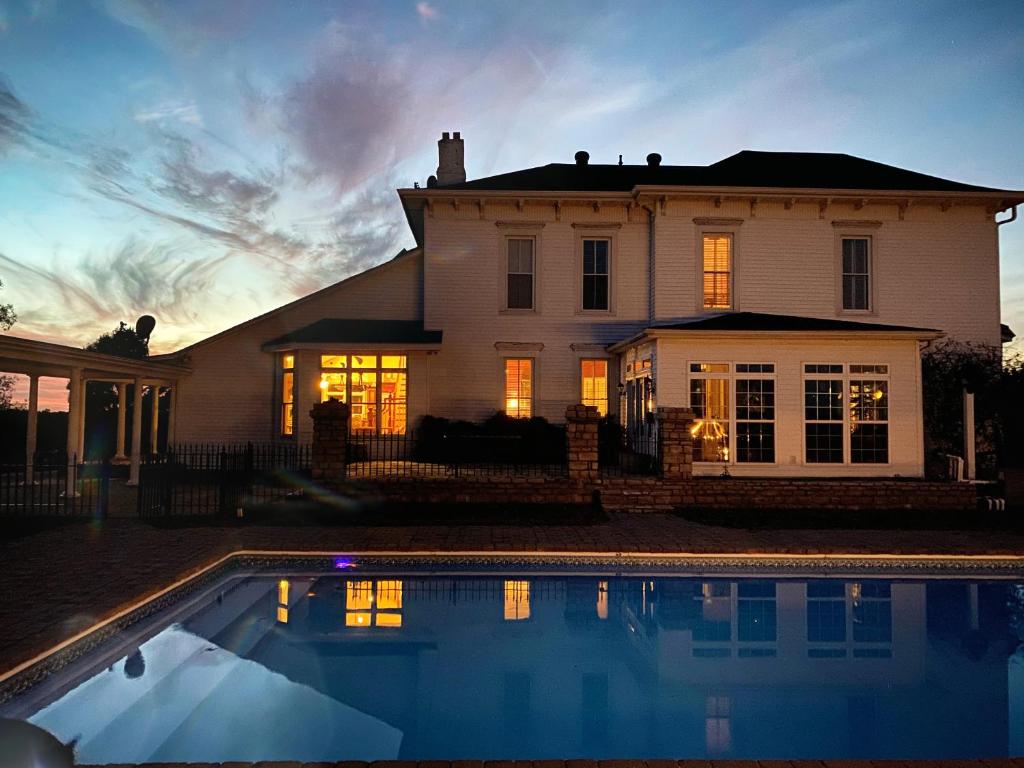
[436,131,466,186]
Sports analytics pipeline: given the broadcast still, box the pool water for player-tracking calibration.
[5,568,1024,763]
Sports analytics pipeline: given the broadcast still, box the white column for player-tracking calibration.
[25,374,39,484]
[149,385,160,454]
[166,385,177,447]
[114,383,128,460]
[66,367,82,493]
[964,389,976,481]
[128,377,144,486]
[76,377,87,460]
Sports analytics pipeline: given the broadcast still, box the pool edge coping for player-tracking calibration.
[4,547,1024,698]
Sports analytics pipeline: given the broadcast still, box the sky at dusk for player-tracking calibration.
[1,0,1022,409]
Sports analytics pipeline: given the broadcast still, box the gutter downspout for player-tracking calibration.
[996,205,1018,227]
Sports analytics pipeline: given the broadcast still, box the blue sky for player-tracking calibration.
[1,0,1022,361]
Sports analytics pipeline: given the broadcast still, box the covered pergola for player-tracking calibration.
[0,334,190,485]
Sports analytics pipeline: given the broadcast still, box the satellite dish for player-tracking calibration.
[135,315,156,342]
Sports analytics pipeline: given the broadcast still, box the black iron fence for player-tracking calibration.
[600,428,660,476]
[346,428,569,479]
[0,456,110,517]
[137,443,312,517]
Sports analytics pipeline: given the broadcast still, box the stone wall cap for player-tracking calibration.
[565,404,601,420]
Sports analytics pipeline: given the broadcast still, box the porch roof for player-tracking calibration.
[607,312,944,351]
[0,333,190,383]
[262,319,443,350]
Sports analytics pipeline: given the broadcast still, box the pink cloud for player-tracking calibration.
[416,2,438,23]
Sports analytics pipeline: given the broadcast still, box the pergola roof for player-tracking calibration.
[0,333,190,383]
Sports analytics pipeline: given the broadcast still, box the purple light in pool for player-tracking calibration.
[333,558,357,569]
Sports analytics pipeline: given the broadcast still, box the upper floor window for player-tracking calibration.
[841,237,871,311]
[702,234,732,309]
[506,238,534,310]
[582,239,610,310]
[280,353,294,437]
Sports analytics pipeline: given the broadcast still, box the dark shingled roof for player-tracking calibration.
[264,319,442,348]
[649,312,940,334]
[441,150,1018,194]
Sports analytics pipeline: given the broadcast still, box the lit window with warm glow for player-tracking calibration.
[504,358,533,418]
[346,580,374,610]
[280,355,295,437]
[320,354,407,434]
[278,579,290,605]
[504,580,531,621]
[376,580,403,609]
[344,579,403,629]
[596,580,608,620]
[580,359,609,416]
[690,376,730,463]
[702,234,733,309]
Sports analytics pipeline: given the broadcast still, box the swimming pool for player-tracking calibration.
[3,557,1024,764]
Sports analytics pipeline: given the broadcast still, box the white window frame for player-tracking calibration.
[573,224,619,315]
[687,362,777,465]
[695,224,741,312]
[579,357,611,416]
[501,356,536,418]
[834,226,880,316]
[801,363,891,465]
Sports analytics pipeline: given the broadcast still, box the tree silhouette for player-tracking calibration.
[0,279,17,409]
[86,321,148,359]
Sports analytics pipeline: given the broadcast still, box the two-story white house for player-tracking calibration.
[161,133,1022,478]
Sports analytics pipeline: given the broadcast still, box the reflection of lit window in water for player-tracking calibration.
[277,579,289,624]
[345,579,404,628]
[504,580,531,621]
[705,695,732,754]
[597,581,608,620]
[806,581,892,658]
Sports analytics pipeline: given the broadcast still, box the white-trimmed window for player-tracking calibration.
[690,362,775,464]
[319,354,407,435]
[280,353,294,437]
[580,359,609,416]
[702,234,733,309]
[504,358,533,418]
[582,238,610,310]
[506,238,535,310]
[841,237,871,311]
[803,364,889,464]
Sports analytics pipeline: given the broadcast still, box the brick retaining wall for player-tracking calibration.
[328,475,977,513]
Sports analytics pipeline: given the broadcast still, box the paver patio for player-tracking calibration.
[3,512,1024,676]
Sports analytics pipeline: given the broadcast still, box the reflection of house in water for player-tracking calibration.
[179,574,1019,761]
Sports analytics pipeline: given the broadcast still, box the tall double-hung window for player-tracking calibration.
[279,354,295,437]
[580,359,609,416]
[690,362,775,464]
[319,354,407,434]
[506,238,535,310]
[841,237,871,311]
[803,363,889,464]
[504,358,533,418]
[582,239,610,310]
[702,234,733,309]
